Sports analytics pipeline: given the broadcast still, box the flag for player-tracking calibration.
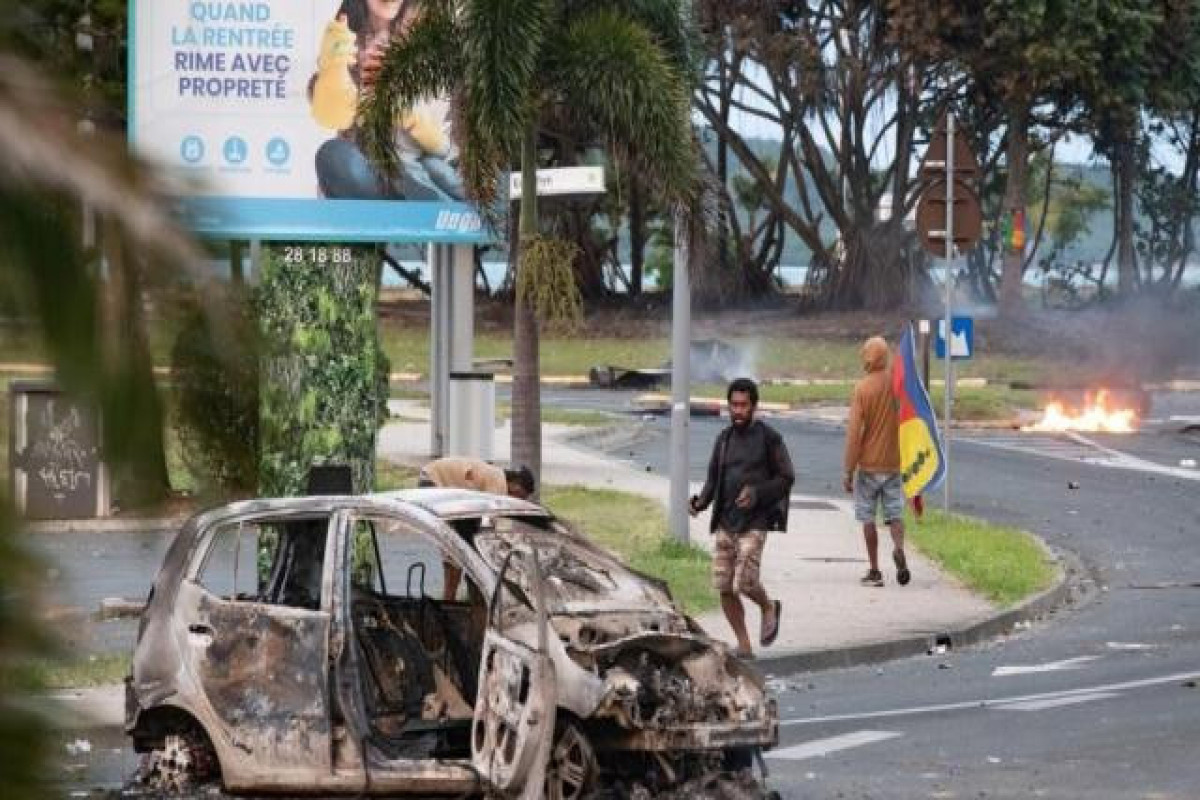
[892,323,946,498]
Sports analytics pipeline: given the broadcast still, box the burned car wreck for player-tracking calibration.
[126,489,778,797]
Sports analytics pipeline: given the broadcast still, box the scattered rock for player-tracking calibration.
[65,738,92,756]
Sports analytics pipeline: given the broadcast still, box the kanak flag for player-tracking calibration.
[892,323,946,498]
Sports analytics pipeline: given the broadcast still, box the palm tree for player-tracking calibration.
[0,53,230,793]
[362,0,696,485]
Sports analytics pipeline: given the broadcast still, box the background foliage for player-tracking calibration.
[256,247,390,496]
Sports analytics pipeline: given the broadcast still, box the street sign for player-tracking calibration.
[935,316,974,360]
[915,180,984,256]
[919,117,980,181]
[509,166,605,198]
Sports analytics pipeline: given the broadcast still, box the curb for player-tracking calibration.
[23,515,188,534]
[750,540,1091,676]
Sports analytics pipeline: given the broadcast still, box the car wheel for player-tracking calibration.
[545,721,596,800]
[138,730,217,794]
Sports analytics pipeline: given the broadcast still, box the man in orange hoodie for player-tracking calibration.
[843,336,911,588]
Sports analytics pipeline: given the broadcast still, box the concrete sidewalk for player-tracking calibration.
[379,401,1013,673]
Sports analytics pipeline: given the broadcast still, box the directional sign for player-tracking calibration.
[919,114,980,181]
[509,166,605,198]
[916,180,983,256]
[935,316,974,360]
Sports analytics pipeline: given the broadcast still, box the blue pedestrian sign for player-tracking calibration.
[935,316,974,359]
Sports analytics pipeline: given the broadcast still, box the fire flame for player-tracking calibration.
[1025,390,1138,433]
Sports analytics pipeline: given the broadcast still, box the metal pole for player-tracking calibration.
[669,210,691,544]
[943,115,955,512]
[429,244,448,457]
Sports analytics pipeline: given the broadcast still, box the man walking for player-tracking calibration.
[843,336,911,587]
[690,378,793,658]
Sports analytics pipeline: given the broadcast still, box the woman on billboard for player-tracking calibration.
[310,0,465,202]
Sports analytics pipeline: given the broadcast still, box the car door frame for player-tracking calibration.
[179,506,338,791]
[471,544,557,800]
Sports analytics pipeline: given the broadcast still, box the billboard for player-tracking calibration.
[130,0,487,243]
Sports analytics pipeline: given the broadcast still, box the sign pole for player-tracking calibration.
[943,115,954,513]
[669,211,691,544]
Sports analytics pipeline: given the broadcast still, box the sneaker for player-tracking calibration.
[860,568,884,587]
[893,550,911,586]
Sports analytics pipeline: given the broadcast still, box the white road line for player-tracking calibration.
[768,730,902,761]
[992,656,1100,676]
[779,670,1200,727]
[1106,642,1158,651]
[993,691,1120,711]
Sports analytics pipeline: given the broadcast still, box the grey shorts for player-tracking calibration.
[853,471,905,523]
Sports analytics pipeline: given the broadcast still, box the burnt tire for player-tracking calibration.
[137,729,218,794]
[545,721,597,800]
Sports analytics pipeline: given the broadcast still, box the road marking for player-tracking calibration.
[993,691,1120,711]
[1106,642,1158,651]
[779,670,1199,727]
[992,655,1100,676]
[768,730,902,761]
[958,430,1200,482]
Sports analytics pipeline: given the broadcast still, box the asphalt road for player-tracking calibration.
[597,392,1200,798]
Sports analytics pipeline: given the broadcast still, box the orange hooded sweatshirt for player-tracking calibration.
[843,336,901,475]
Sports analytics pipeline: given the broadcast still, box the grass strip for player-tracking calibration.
[907,509,1057,607]
[6,653,132,691]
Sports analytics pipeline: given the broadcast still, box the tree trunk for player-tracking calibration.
[629,176,645,297]
[511,124,542,489]
[1116,136,1137,296]
[999,105,1030,315]
[257,245,387,496]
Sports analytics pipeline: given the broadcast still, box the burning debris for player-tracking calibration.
[1025,389,1140,433]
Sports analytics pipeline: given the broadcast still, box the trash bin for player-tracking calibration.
[8,381,110,519]
[447,371,495,461]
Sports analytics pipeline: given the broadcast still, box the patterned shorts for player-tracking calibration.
[853,471,906,523]
[712,528,766,595]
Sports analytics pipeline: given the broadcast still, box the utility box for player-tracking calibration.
[8,381,110,519]
[447,371,495,461]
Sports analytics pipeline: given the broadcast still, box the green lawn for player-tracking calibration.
[5,653,132,691]
[908,509,1057,607]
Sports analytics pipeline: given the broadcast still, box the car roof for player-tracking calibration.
[377,487,547,519]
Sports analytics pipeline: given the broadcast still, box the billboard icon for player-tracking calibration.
[222,136,248,165]
[266,138,291,167]
[180,136,204,164]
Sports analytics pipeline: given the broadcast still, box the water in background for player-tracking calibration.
[380,261,1200,292]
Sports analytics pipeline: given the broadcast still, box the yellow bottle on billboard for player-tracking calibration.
[311,16,358,131]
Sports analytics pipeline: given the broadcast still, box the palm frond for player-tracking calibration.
[458,0,553,208]
[544,8,697,206]
[0,54,229,498]
[570,0,701,78]
[360,4,460,180]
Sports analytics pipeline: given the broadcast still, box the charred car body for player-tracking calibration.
[126,489,778,797]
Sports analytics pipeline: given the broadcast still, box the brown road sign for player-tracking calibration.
[916,179,983,256]
[920,114,980,182]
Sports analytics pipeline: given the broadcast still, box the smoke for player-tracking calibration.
[990,297,1200,386]
[688,338,760,384]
